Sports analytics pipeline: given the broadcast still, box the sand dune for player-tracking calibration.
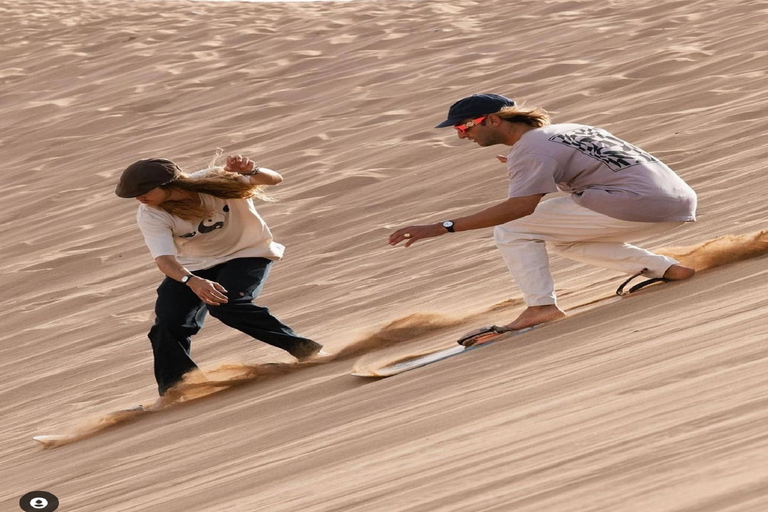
[2,0,768,510]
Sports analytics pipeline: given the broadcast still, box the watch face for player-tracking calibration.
[181,275,190,283]
[443,221,453,227]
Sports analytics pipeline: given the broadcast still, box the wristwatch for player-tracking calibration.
[181,274,193,285]
[442,220,455,233]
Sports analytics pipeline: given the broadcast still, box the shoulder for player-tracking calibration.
[520,123,612,150]
[537,123,589,138]
[137,204,172,226]
[511,125,576,154]
[186,168,212,179]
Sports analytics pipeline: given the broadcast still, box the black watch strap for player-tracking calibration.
[442,220,455,233]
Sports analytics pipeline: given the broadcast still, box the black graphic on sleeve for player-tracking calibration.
[549,127,659,172]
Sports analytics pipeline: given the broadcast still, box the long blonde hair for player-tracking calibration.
[159,167,274,221]
[495,105,551,127]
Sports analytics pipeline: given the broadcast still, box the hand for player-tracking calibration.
[389,223,446,248]
[224,154,257,174]
[188,276,229,306]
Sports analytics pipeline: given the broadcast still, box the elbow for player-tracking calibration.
[506,195,542,220]
[521,204,538,217]
[261,168,283,185]
[522,194,545,216]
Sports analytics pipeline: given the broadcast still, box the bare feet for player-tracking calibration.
[503,305,566,330]
[663,264,695,281]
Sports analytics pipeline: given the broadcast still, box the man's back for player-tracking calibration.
[505,123,697,222]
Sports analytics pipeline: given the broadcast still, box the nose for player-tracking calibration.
[456,129,468,139]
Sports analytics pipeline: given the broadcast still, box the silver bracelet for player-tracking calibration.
[244,166,261,176]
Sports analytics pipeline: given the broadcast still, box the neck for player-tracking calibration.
[505,123,535,146]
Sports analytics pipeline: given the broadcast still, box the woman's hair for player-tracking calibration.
[495,105,551,127]
[158,167,274,220]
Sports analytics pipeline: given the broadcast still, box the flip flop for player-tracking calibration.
[616,269,668,296]
[457,325,512,347]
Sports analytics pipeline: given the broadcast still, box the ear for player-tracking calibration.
[486,113,502,125]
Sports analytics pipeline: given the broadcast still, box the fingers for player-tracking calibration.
[496,155,508,163]
[201,294,227,306]
[388,228,415,246]
[389,223,446,247]
[240,156,254,171]
[199,283,229,305]
[225,154,254,172]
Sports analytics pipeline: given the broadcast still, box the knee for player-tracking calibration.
[207,299,261,318]
[494,222,532,246]
[493,225,515,247]
[151,316,202,338]
[549,242,572,256]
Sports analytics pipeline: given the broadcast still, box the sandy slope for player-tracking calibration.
[1,0,767,510]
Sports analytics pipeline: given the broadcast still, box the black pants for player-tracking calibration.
[148,257,320,395]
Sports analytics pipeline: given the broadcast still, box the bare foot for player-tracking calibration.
[663,264,695,281]
[503,305,566,330]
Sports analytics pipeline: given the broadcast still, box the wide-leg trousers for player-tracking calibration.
[493,196,684,306]
[148,257,320,395]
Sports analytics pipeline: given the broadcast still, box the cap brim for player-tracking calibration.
[115,188,150,198]
[435,119,456,128]
[115,178,176,198]
[115,184,139,198]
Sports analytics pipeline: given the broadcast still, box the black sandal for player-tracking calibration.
[616,268,668,296]
[457,325,511,347]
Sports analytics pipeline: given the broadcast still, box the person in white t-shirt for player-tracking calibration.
[389,94,696,336]
[116,155,325,397]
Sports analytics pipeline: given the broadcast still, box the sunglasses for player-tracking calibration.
[454,115,488,133]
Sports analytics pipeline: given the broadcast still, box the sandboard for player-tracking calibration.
[351,327,534,378]
[32,434,78,447]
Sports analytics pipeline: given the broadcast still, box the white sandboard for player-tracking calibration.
[33,434,77,447]
[352,327,534,378]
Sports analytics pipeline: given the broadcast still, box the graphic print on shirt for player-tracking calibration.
[180,204,229,238]
[549,127,659,172]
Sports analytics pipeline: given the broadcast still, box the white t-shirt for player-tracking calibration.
[505,124,697,222]
[136,173,284,271]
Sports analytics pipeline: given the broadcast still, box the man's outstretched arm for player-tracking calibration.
[389,194,544,247]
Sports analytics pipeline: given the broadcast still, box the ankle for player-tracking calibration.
[504,305,566,330]
[663,264,695,281]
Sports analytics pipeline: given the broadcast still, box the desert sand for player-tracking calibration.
[1,0,767,510]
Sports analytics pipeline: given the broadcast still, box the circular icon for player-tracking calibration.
[19,491,59,512]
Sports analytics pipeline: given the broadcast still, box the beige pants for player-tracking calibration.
[493,196,683,306]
